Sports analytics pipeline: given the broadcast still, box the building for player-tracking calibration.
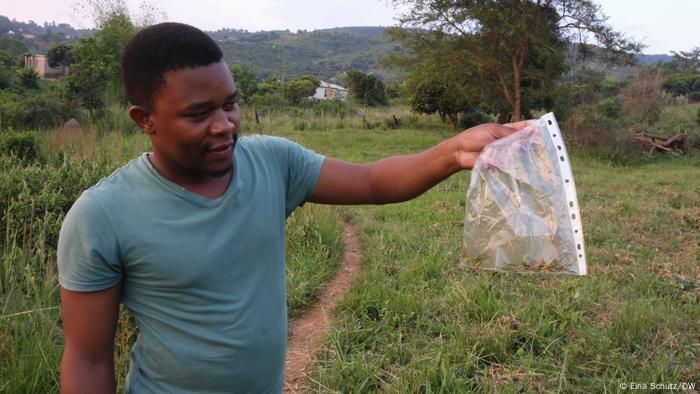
[311,81,348,101]
[23,54,69,79]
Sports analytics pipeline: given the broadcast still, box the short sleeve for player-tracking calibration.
[280,138,325,216]
[57,191,123,291]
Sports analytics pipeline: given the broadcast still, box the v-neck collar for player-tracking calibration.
[139,152,241,207]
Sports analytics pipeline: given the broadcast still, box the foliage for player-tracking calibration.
[46,43,76,68]
[388,0,642,121]
[65,11,136,117]
[217,27,401,81]
[0,131,43,163]
[346,71,386,107]
[229,64,258,103]
[663,73,700,97]
[620,72,669,124]
[283,75,319,105]
[669,47,700,75]
[400,48,481,129]
[0,90,76,130]
[17,68,39,90]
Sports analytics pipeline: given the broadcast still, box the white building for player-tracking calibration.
[312,81,348,101]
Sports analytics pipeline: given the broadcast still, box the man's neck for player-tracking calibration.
[147,153,232,200]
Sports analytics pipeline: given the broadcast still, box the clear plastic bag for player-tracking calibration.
[462,113,587,275]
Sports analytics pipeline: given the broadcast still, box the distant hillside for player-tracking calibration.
[0,15,92,54]
[212,26,402,82]
[636,53,673,65]
[1,14,677,83]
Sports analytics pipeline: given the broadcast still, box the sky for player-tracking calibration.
[1,0,698,55]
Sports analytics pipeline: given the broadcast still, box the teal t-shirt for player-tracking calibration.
[57,135,325,393]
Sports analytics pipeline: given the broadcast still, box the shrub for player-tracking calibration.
[18,68,39,90]
[0,90,77,130]
[0,130,43,162]
[597,97,622,119]
[620,72,669,124]
[459,109,491,129]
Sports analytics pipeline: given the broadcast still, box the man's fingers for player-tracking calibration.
[488,124,519,139]
[503,120,531,129]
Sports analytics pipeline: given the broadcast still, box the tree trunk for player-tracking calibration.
[512,53,522,122]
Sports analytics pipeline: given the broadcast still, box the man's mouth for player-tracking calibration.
[208,142,233,152]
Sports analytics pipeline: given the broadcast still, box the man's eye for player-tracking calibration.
[189,111,209,119]
[223,102,238,111]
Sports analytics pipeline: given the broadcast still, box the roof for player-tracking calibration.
[319,81,347,91]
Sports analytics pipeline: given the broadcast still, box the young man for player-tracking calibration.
[58,23,520,393]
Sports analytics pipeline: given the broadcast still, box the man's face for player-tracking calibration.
[148,60,241,179]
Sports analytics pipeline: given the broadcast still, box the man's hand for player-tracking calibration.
[309,122,523,205]
[452,122,526,169]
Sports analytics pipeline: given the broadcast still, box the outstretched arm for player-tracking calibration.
[61,283,121,394]
[309,123,519,205]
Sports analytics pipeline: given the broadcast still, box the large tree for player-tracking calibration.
[388,0,642,121]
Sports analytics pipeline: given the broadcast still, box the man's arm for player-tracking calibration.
[61,283,121,394]
[309,123,519,205]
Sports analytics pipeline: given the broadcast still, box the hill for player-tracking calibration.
[213,26,402,82]
[0,14,676,83]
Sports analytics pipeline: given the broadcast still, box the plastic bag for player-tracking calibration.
[462,113,587,275]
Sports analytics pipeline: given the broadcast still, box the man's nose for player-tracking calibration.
[210,109,236,136]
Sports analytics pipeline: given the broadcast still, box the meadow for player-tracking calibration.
[0,104,698,392]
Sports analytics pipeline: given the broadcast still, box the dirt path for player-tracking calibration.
[284,223,362,393]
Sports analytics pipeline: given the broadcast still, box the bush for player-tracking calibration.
[597,97,622,119]
[0,90,77,130]
[459,109,491,129]
[688,91,700,101]
[18,68,39,90]
[620,72,669,124]
[0,130,43,162]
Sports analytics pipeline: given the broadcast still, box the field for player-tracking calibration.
[1,105,699,392]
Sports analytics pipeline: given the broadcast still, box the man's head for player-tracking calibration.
[121,23,240,182]
[121,22,223,110]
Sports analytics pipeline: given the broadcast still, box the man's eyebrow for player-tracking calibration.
[183,92,237,111]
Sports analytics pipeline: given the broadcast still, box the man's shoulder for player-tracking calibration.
[74,154,147,210]
[238,134,292,152]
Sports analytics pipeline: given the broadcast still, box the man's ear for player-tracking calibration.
[128,105,156,135]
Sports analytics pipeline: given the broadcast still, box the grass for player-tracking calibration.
[1,103,699,392]
[285,125,699,392]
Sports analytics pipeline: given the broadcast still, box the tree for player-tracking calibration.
[346,71,387,107]
[230,64,258,103]
[283,75,319,105]
[47,43,76,68]
[65,5,136,116]
[67,37,110,118]
[389,0,642,121]
[403,61,480,129]
[670,47,700,75]
[18,68,39,90]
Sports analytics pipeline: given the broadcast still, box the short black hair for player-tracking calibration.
[120,22,223,109]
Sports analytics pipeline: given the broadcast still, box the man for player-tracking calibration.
[58,22,520,393]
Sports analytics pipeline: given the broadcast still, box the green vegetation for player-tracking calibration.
[387,0,641,121]
[285,121,699,393]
